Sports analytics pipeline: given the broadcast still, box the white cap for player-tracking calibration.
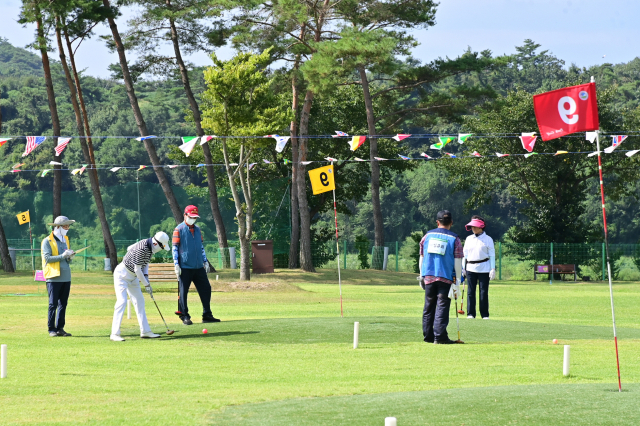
[153,232,170,251]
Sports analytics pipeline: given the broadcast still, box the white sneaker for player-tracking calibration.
[140,331,161,338]
[482,317,489,320]
[467,315,474,319]
[110,334,125,342]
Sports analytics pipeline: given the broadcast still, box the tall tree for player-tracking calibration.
[121,0,230,261]
[201,50,290,280]
[101,0,183,223]
[19,0,63,218]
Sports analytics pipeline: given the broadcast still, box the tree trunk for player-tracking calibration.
[296,90,315,272]
[103,0,183,223]
[288,68,300,269]
[56,19,118,272]
[35,5,62,218]
[0,217,14,273]
[358,66,384,269]
[167,11,228,263]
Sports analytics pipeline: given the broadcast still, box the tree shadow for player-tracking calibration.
[164,331,260,339]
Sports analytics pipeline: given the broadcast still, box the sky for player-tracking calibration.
[1,0,638,80]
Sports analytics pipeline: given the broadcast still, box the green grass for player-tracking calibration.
[0,269,638,425]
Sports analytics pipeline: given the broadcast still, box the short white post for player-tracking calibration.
[353,322,359,349]
[385,417,397,426]
[563,345,570,376]
[127,296,131,319]
[1,344,7,378]
[216,275,219,281]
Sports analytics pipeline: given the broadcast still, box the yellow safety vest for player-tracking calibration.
[42,233,71,279]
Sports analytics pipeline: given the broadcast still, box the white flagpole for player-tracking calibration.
[592,76,622,392]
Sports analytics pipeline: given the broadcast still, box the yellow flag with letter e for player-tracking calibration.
[308,165,336,195]
[17,210,30,225]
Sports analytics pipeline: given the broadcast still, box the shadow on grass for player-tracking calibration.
[164,331,260,340]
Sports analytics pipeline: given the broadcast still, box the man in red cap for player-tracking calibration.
[172,205,219,325]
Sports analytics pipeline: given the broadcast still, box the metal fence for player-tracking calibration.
[4,239,640,281]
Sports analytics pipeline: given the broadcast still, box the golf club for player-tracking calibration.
[149,293,174,335]
[454,295,464,343]
[458,275,466,315]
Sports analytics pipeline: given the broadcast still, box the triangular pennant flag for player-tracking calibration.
[301,161,313,165]
[420,152,432,159]
[554,150,568,156]
[283,160,289,165]
[200,135,216,145]
[605,135,628,153]
[444,153,457,158]
[625,150,640,157]
[393,134,411,141]
[229,163,239,166]
[179,137,198,157]
[398,154,410,160]
[11,169,21,173]
[350,136,366,151]
[71,165,87,175]
[458,133,472,144]
[264,134,279,138]
[262,159,273,164]
[587,151,600,157]
[496,153,510,157]
[12,163,25,169]
[472,151,482,157]
[50,161,63,166]
[431,136,455,150]
[332,131,348,138]
[586,131,598,143]
[354,157,366,162]
[374,157,388,161]
[110,167,122,172]
[248,163,257,170]
[168,165,179,169]
[196,164,205,168]
[41,169,51,177]
[274,136,290,153]
[524,152,539,158]
[0,138,12,147]
[519,133,537,153]
[55,137,72,156]
[137,165,147,171]
[324,157,338,162]
[23,136,46,157]
[136,135,157,141]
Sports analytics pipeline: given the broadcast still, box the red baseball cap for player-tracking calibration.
[184,205,200,218]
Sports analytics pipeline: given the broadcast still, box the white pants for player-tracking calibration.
[111,263,151,335]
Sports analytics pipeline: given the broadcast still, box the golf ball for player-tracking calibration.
[203,329,208,334]
[553,339,558,344]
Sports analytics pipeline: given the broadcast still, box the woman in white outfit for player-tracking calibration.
[462,216,495,319]
[110,232,170,341]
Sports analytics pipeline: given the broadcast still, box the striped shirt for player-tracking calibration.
[124,238,153,273]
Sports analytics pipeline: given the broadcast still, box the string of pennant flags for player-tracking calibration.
[1,131,638,176]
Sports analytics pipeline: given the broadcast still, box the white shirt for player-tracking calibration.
[463,232,495,273]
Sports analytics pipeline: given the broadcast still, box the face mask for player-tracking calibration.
[54,227,68,239]
[151,239,162,253]
[185,217,197,226]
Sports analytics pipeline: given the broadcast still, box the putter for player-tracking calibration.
[454,295,464,343]
[457,275,466,315]
[149,293,174,335]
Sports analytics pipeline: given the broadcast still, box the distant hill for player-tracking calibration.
[0,37,43,77]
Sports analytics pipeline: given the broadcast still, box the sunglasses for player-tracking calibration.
[154,238,165,250]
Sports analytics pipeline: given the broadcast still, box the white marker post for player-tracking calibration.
[127,296,131,319]
[563,345,570,377]
[385,417,397,426]
[353,322,359,349]
[216,275,219,281]
[1,344,7,378]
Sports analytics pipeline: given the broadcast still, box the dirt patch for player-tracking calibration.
[212,280,303,292]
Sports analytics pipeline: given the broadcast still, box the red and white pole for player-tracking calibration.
[593,75,622,391]
[331,162,343,317]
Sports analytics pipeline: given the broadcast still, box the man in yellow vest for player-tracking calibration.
[42,216,76,337]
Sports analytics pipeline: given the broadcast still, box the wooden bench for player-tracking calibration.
[534,264,577,282]
[148,263,178,282]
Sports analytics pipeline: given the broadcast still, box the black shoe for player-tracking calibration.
[181,316,193,325]
[56,329,72,337]
[434,339,460,344]
[49,331,58,337]
[202,314,221,323]
[424,339,434,343]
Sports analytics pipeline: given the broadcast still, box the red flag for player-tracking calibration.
[519,133,537,153]
[533,82,599,141]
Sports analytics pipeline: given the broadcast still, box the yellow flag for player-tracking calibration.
[308,165,336,195]
[17,211,30,225]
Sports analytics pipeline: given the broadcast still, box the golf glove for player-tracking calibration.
[204,260,213,273]
[174,264,181,277]
[62,249,74,259]
[448,283,460,299]
[462,268,466,277]
[489,269,496,280]
[417,276,426,290]
[144,284,153,295]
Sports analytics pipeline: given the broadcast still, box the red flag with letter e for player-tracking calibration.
[533,82,599,141]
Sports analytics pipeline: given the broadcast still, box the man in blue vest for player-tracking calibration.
[172,205,219,325]
[419,210,464,344]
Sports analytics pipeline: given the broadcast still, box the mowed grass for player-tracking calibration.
[0,269,638,425]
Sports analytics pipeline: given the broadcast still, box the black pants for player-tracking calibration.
[423,281,452,342]
[177,267,212,318]
[47,281,71,332]
[467,271,490,318]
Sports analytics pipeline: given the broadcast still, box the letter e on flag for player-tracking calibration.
[533,82,599,141]
[308,165,336,195]
[17,210,30,225]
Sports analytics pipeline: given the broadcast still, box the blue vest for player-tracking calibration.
[176,222,204,270]
[421,228,458,281]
